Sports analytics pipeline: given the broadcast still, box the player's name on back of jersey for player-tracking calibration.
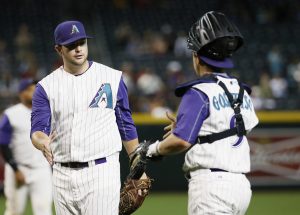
[212,93,253,111]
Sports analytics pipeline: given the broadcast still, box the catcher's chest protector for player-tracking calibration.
[183,75,258,173]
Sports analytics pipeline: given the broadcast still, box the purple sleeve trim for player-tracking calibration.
[30,84,51,137]
[173,88,209,144]
[115,77,138,141]
[0,114,12,145]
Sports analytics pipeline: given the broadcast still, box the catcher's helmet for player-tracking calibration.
[187,11,243,68]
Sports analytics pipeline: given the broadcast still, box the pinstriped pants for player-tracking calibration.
[52,153,120,215]
[188,170,252,215]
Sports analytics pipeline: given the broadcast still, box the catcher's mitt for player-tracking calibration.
[127,140,152,180]
[128,140,163,180]
[119,177,152,215]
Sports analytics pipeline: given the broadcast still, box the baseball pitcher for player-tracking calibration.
[30,21,150,215]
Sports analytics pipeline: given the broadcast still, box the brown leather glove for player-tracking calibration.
[119,177,152,215]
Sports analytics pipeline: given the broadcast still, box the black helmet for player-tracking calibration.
[187,11,243,68]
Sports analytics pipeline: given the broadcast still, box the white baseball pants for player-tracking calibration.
[188,169,252,215]
[52,153,120,215]
[4,164,53,215]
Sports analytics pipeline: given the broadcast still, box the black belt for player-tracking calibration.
[59,157,107,168]
[210,168,228,172]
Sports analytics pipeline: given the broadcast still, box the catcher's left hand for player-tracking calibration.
[163,111,176,139]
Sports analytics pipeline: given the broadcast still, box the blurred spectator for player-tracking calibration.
[0,39,18,96]
[16,51,38,78]
[149,94,173,118]
[160,23,176,53]
[14,24,38,78]
[166,60,186,88]
[251,86,264,110]
[269,74,288,99]
[149,33,169,55]
[136,67,164,96]
[114,23,134,50]
[267,46,284,77]
[286,58,300,94]
[14,23,33,53]
[174,31,190,57]
[0,73,18,97]
[120,61,136,94]
[259,73,273,98]
[125,33,144,57]
[258,73,276,109]
[135,97,151,113]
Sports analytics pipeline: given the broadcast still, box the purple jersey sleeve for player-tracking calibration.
[30,84,51,136]
[115,77,138,141]
[0,114,12,145]
[173,88,209,144]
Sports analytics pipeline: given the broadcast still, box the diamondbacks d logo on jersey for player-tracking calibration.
[89,83,113,109]
[71,25,80,34]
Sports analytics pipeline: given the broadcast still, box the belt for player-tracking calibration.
[185,168,228,180]
[209,168,228,172]
[59,157,107,168]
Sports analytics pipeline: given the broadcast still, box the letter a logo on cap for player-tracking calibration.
[71,25,80,34]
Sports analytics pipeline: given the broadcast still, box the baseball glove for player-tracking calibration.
[119,177,152,215]
[119,141,153,215]
[127,140,152,179]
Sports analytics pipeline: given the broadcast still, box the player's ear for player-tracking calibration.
[193,53,201,65]
[55,45,62,56]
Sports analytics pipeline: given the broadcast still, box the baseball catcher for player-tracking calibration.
[119,141,153,215]
[121,11,259,215]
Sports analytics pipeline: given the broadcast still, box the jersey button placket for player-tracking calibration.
[73,76,79,160]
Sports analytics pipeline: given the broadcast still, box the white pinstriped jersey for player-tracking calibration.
[183,76,259,173]
[39,62,123,162]
[4,104,48,167]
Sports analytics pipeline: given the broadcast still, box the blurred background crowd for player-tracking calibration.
[1,0,300,115]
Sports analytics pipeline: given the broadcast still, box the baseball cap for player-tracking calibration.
[54,20,92,46]
[18,79,37,93]
[199,56,234,69]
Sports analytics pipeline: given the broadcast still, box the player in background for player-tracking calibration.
[30,20,144,215]
[145,11,259,215]
[0,79,52,215]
